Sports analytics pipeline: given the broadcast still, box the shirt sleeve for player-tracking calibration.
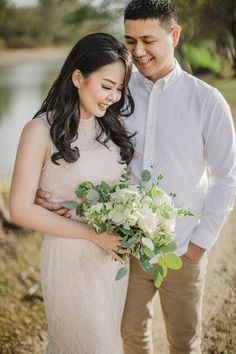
[191,88,236,250]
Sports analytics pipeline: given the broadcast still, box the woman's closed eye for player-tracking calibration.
[102,85,123,92]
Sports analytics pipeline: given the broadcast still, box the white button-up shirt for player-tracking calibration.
[126,61,236,255]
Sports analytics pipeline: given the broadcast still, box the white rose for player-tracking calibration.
[138,211,157,236]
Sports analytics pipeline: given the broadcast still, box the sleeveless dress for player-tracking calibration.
[39,116,129,354]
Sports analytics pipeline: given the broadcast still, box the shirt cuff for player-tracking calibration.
[190,229,217,251]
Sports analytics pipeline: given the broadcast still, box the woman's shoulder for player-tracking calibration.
[22,116,51,143]
[24,114,49,131]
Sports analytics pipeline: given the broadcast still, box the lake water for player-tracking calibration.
[0,57,64,179]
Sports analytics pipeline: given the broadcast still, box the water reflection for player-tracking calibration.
[0,58,63,179]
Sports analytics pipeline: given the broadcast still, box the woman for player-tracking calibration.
[9,33,135,353]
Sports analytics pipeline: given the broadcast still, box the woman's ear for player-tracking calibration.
[72,69,83,88]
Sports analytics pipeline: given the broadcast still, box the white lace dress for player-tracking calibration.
[39,117,129,354]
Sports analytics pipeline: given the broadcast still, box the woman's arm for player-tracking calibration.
[9,119,125,261]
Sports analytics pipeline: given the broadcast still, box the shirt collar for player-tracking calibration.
[143,59,182,91]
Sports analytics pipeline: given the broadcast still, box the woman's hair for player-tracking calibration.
[34,33,135,165]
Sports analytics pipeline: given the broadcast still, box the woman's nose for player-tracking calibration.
[107,91,117,103]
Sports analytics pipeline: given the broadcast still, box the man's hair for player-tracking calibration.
[124,0,177,32]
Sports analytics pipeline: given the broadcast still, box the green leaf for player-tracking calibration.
[60,201,78,209]
[177,208,194,217]
[141,170,151,182]
[140,259,153,273]
[122,235,140,248]
[154,266,164,288]
[76,204,84,216]
[75,188,85,198]
[143,246,155,258]
[163,254,182,270]
[158,256,167,277]
[115,267,128,281]
[160,242,177,253]
[86,189,100,203]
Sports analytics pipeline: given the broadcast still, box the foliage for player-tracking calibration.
[200,0,236,77]
[187,43,221,74]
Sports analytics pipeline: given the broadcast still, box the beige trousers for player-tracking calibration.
[121,254,208,354]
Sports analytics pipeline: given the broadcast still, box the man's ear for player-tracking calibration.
[72,69,83,88]
[172,25,181,48]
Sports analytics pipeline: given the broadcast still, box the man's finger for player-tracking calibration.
[35,197,67,212]
[110,250,123,264]
[36,189,51,199]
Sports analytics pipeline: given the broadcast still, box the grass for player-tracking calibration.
[210,79,236,103]
[0,229,47,353]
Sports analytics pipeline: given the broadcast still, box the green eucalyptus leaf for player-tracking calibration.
[160,242,177,253]
[75,188,86,198]
[115,267,128,281]
[163,254,182,270]
[86,189,100,203]
[141,170,152,182]
[154,266,164,288]
[122,235,140,248]
[140,259,153,273]
[143,246,155,258]
[60,201,78,209]
[158,256,168,277]
[76,204,85,216]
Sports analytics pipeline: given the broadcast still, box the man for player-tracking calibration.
[36,1,236,353]
[120,1,236,354]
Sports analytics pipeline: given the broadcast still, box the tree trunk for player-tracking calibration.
[176,38,193,74]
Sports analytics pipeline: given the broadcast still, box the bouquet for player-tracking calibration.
[62,169,193,288]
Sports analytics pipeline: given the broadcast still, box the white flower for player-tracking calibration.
[108,206,127,225]
[138,210,157,237]
[140,196,153,207]
[90,203,104,213]
[153,191,172,208]
[160,215,176,233]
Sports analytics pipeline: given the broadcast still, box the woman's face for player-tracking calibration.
[72,61,125,119]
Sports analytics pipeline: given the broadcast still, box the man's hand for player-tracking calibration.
[184,242,206,261]
[35,189,71,218]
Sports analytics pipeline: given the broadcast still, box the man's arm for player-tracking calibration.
[35,189,71,217]
[190,88,236,251]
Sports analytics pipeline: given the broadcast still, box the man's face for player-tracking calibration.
[124,19,181,82]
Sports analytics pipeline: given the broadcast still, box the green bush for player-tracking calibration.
[187,44,221,74]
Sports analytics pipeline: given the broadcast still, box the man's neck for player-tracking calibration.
[147,59,176,83]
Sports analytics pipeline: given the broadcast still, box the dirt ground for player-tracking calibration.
[153,207,236,354]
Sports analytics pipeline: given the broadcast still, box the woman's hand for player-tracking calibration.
[90,231,130,263]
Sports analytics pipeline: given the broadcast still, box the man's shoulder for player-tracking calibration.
[180,70,215,93]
